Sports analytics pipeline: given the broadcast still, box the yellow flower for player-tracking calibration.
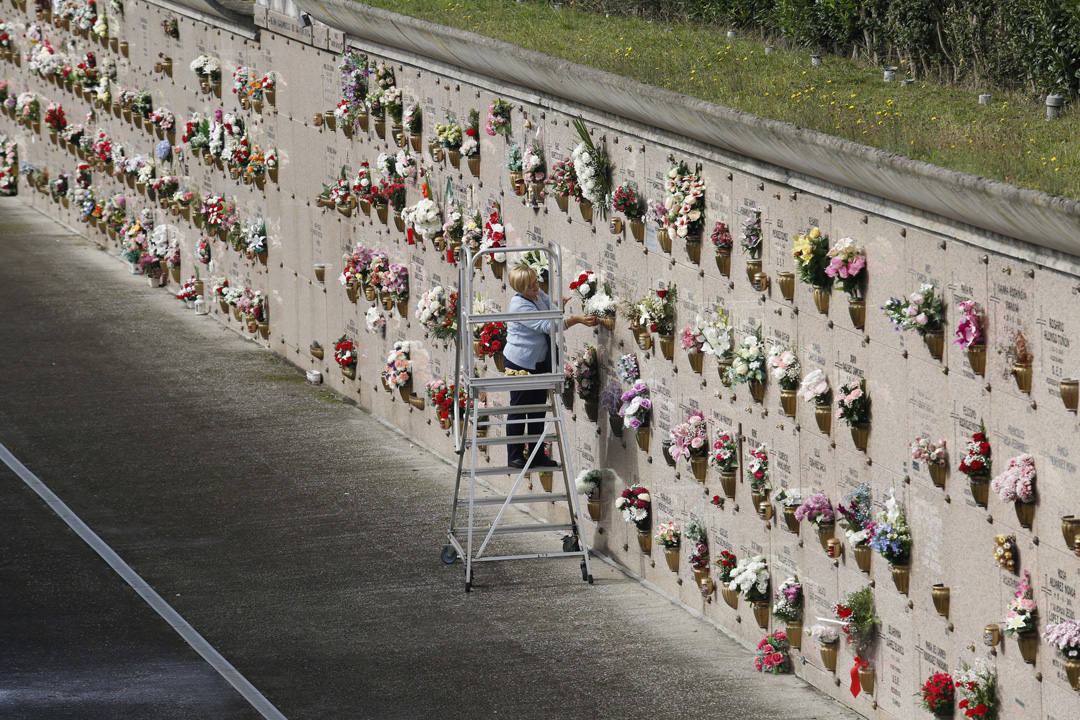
[809,227,820,239]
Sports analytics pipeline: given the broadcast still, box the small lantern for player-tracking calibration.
[826,538,843,558]
[983,624,1001,647]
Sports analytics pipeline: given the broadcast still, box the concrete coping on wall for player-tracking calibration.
[282,0,1080,265]
[149,0,258,38]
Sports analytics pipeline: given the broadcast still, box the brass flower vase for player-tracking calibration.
[664,546,679,572]
[690,455,707,482]
[719,470,736,499]
[931,584,950,617]
[745,258,762,283]
[850,423,869,452]
[777,272,795,301]
[780,389,797,417]
[929,463,947,488]
[924,331,944,360]
[812,286,831,314]
[1061,378,1079,411]
[891,563,910,595]
[752,601,770,630]
[748,381,765,404]
[659,335,675,361]
[967,344,987,376]
[637,529,652,554]
[853,544,871,573]
[1017,631,1038,664]
[715,249,731,277]
[848,298,866,329]
[1014,500,1034,529]
[783,505,799,533]
[819,640,839,672]
[969,473,990,507]
[721,586,738,609]
[815,401,832,435]
[1012,363,1033,394]
[635,427,650,452]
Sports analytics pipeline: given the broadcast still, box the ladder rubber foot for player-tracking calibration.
[465,581,472,593]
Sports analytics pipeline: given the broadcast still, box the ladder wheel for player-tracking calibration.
[440,545,458,564]
[562,535,580,553]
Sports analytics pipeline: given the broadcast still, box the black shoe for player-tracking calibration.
[533,456,559,467]
[508,458,527,469]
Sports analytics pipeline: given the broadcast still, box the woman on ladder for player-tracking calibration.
[503,263,598,469]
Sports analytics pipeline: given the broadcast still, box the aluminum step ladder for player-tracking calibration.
[441,243,593,592]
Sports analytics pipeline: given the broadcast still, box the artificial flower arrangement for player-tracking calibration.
[401,198,442,241]
[435,118,462,149]
[798,367,831,423]
[425,379,469,429]
[837,483,873,570]
[383,86,404,126]
[754,632,793,675]
[824,237,867,327]
[991,453,1036,528]
[911,436,948,488]
[570,116,612,219]
[569,346,599,416]
[680,318,710,374]
[378,262,409,308]
[240,217,267,259]
[575,468,604,500]
[772,576,803,627]
[618,380,652,441]
[713,550,738,587]
[383,340,413,393]
[654,520,681,550]
[954,658,998,719]
[709,430,739,496]
[728,554,769,605]
[684,517,709,576]
[795,493,835,543]
[867,488,913,592]
[482,210,507,271]
[44,102,66,133]
[954,299,987,376]
[521,141,545,185]
[882,282,947,359]
[994,533,1018,572]
[616,353,640,385]
[176,277,199,304]
[615,483,651,537]
[1005,570,1038,651]
[725,329,767,400]
[958,422,992,507]
[611,182,646,240]
[668,411,708,480]
[365,306,385,335]
[415,285,458,343]
[767,344,801,416]
[461,110,481,159]
[1010,331,1034,394]
[339,50,369,115]
[485,98,511,136]
[792,227,833,313]
[835,585,879,652]
[693,306,733,376]
[740,209,762,259]
[162,17,179,39]
[334,335,358,377]
[1043,619,1080,689]
[661,156,706,254]
[920,672,955,717]
[475,321,507,367]
[835,379,870,451]
[599,381,623,437]
[549,156,580,212]
[746,443,770,497]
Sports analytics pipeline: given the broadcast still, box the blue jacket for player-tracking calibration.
[503,290,565,370]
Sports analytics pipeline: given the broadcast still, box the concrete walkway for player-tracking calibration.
[0,197,861,719]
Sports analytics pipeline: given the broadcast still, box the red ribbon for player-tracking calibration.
[446,248,454,264]
[850,656,869,697]
[407,228,415,245]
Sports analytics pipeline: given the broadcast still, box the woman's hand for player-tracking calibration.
[568,314,599,328]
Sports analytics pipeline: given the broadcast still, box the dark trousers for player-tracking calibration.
[504,353,551,465]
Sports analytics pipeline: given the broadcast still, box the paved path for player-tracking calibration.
[0,198,860,719]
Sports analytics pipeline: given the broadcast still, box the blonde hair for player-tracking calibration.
[508,264,537,294]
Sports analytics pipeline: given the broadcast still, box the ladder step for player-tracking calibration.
[468,493,565,505]
[475,403,554,415]
[465,374,566,392]
[453,523,574,536]
[466,433,555,446]
[469,465,563,476]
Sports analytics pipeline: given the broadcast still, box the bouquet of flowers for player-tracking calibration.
[753,632,792,674]
[696,307,732,360]
[667,412,707,462]
[615,484,650,531]
[584,285,617,323]
[485,98,511,136]
[958,423,992,478]
[618,380,651,430]
[838,483,873,547]
[835,380,870,426]
[746,444,769,492]
[435,118,462,149]
[772,577,803,622]
[415,285,458,341]
[401,198,442,240]
[882,283,946,335]
[867,488,911,565]
[365,306,385,334]
[684,518,708,569]
[475,321,506,359]
[482,210,506,265]
[728,554,769,601]
[711,221,733,253]
[766,345,800,391]
[710,432,738,472]
[825,237,867,298]
[740,210,762,257]
[991,454,1036,503]
[461,111,480,156]
[1004,570,1037,636]
[920,673,955,716]
[911,436,947,466]
[661,155,705,241]
[522,142,545,184]
[570,346,598,402]
[373,62,395,89]
[954,300,985,349]
[714,550,738,582]
[574,468,604,499]
[616,354,639,384]
[611,182,645,221]
[333,335,357,369]
[994,534,1018,572]
[954,658,997,720]
[569,270,598,304]
[654,521,681,549]
[835,585,878,649]
[571,117,611,213]
[427,380,469,426]
[797,368,830,404]
[680,320,707,357]
[384,341,413,389]
[44,103,66,133]
[795,493,834,526]
[548,156,579,201]
[792,227,832,288]
[726,329,766,387]
[379,263,409,302]
[1043,619,1080,662]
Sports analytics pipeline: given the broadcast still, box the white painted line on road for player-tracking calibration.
[0,442,289,720]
